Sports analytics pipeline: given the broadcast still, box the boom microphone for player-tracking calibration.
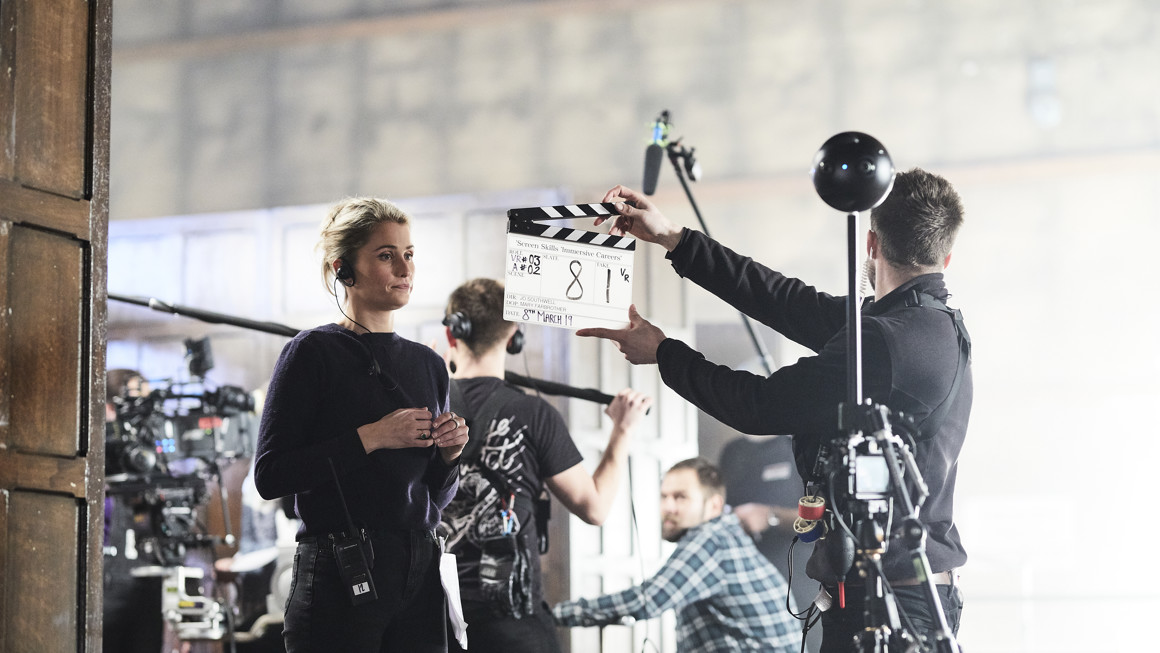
[643,143,663,195]
[642,111,670,195]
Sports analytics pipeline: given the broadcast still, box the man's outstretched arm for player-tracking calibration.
[553,531,722,626]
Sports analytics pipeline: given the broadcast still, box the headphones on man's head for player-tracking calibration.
[335,258,355,287]
[443,311,472,340]
[507,327,524,355]
[443,311,524,355]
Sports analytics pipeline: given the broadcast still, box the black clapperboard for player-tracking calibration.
[504,203,636,330]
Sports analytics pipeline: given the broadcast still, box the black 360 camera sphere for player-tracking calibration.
[810,132,895,213]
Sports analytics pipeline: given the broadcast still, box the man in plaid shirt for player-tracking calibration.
[553,458,802,652]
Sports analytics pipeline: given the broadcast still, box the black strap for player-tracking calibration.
[327,457,373,566]
[327,457,360,539]
[533,489,551,554]
[905,290,972,442]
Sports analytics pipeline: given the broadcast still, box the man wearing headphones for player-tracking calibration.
[437,278,651,653]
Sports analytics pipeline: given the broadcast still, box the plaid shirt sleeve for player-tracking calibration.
[553,526,724,627]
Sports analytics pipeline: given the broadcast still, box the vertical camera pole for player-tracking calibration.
[846,209,863,407]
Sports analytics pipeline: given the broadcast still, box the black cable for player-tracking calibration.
[868,556,927,650]
[795,603,820,653]
[519,348,544,402]
[331,278,373,335]
[328,457,361,541]
[331,278,398,390]
[625,458,660,653]
[826,466,859,545]
[785,537,815,620]
[782,536,819,653]
[800,609,821,653]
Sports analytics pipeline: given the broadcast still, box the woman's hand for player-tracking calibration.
[430,412,469,463]
[357,407,436,453]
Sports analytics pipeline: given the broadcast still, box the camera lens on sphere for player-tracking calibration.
[810,132,895,213]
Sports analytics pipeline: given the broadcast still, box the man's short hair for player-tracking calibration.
[446,278,514,357]
[667,457,725,501]
[870,168,964,269]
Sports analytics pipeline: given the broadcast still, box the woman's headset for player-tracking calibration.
[443,311,524,355]
[335,258,355,287]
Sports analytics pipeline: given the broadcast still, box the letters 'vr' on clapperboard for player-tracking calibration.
[504,203,635,331]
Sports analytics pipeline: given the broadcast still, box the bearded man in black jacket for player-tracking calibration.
[576,168,970,652]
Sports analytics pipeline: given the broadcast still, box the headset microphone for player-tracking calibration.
[330,275,391,384]
[365,343,382,377]
[642,111,670,195]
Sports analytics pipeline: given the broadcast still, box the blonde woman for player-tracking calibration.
[255,197,468,652]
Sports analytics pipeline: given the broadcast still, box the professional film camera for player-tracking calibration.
[106,381,255,479]
[104,337,258,642]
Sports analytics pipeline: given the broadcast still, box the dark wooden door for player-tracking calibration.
[0,0,111,651]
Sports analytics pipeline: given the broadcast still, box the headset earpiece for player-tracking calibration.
[335,258,355,287]
[442,312,472,340]
[506,327,525,355]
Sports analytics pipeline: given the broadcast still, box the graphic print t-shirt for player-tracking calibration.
[439,377,583,603]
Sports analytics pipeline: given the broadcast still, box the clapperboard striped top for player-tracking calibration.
[507,203,635,250]
[507,202,620,221]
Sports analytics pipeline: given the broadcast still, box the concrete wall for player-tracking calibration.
[109,1,1160,650]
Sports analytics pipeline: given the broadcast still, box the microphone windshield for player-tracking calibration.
[643,143,664,195]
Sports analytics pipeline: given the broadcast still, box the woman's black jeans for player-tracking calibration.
[283,529,446,653]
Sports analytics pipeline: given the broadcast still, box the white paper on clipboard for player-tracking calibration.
[503,204,635,331]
